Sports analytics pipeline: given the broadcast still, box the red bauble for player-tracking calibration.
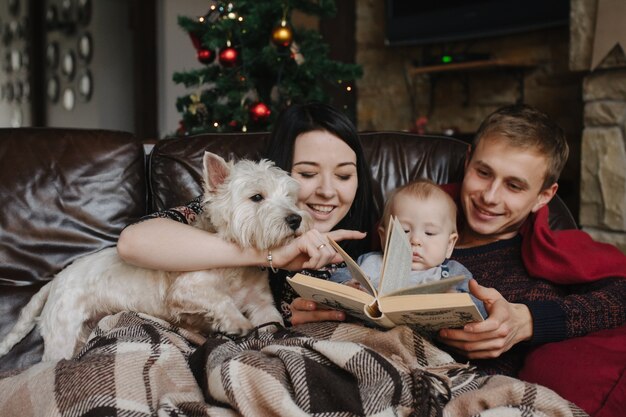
[250,102,271,122]
[197,48,214,64]
[218,47,239,67]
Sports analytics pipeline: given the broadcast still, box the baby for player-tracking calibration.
[334,179,486,317]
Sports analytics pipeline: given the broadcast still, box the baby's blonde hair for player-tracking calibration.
[380,179,457,231]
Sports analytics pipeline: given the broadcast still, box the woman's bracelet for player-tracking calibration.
[267,251,278,273]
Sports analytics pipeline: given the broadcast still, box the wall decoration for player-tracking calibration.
[77,0,91,26]
[46,5,58,29]
[0,0,31,127]
[60,0,72,21]
[10,49,20,71]
[77,68,92,100]
[10,106,21,127]
[8,19,20,39]
[45,0,95,112]
[22,79,29,99]
[77,32,91,62]
[47,75,59,102]
[62,86,75,110]
[19,49,27,69]
[3,51,10,72]
[46,42,58,68]
[61,49,75,79]
[14,80,23,100]
[4,81,13,101]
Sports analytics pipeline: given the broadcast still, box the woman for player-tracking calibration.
[117,102,375,325]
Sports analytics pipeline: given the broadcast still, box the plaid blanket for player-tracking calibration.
[0,312,587,417]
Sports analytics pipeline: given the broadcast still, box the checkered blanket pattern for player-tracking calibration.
[0,312,587,416]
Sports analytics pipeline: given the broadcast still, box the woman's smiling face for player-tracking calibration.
[290,130,358,233]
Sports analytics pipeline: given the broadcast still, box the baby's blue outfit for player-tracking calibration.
[331,251,487,318]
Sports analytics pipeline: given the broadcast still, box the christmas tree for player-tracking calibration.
[174,0,362,135]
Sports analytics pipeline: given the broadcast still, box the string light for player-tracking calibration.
[213,122,219,127]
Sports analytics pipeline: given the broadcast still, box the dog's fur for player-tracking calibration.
[0,152,310,362]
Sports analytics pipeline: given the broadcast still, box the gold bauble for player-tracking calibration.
[271,25,293,47]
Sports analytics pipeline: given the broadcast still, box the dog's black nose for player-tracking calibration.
[285,214,302,231]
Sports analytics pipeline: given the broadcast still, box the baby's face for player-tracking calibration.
[382,193,457,271]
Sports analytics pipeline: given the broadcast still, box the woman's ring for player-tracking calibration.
[317,243,326,250]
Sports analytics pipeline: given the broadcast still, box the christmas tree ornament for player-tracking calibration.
[290,41,305,65]
[249,102,271,122]
[188,32,202,50]
[219,47,238,67]
[174,1,363,134]
[271,20,293,47]
[197,48,215,64]
[187,93,209,123]
[176,120,187,136]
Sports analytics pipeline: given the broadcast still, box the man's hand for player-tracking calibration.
[289,297,346,326]
[437,279,533,359]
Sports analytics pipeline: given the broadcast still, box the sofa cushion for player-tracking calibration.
[0,128,146,372]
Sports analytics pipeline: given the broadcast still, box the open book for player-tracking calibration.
[287,216,484,330]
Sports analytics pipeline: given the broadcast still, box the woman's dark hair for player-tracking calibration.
[265,102,374,259]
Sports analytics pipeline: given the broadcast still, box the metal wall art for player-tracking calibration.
[77,32,91,62]
[47,75,59,102]
[62,86,75,110]
[46,41,59,68]
[46,0,94,110]
[0,0,30,126]
[77,68,91,100]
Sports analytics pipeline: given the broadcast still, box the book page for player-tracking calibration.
[378,216,412,297]
[287,274,375,321]
[327,238,377,297]
[383,274,466,297]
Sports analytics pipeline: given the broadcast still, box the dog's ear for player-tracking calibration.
[203,152,231,193]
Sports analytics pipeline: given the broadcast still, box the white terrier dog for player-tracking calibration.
[0,152,310,362]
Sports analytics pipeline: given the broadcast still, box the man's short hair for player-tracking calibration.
[471,104,569,190]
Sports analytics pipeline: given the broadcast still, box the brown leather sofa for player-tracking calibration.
[0,127,576,373]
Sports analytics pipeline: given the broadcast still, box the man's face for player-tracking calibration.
[461,134,557,242]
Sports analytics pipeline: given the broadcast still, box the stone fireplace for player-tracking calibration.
[355,0,626,254]
[572,0,626,253]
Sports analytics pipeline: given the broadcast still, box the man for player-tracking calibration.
[291,104,626,376]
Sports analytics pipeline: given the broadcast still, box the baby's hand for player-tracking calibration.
[345,279,367,292]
